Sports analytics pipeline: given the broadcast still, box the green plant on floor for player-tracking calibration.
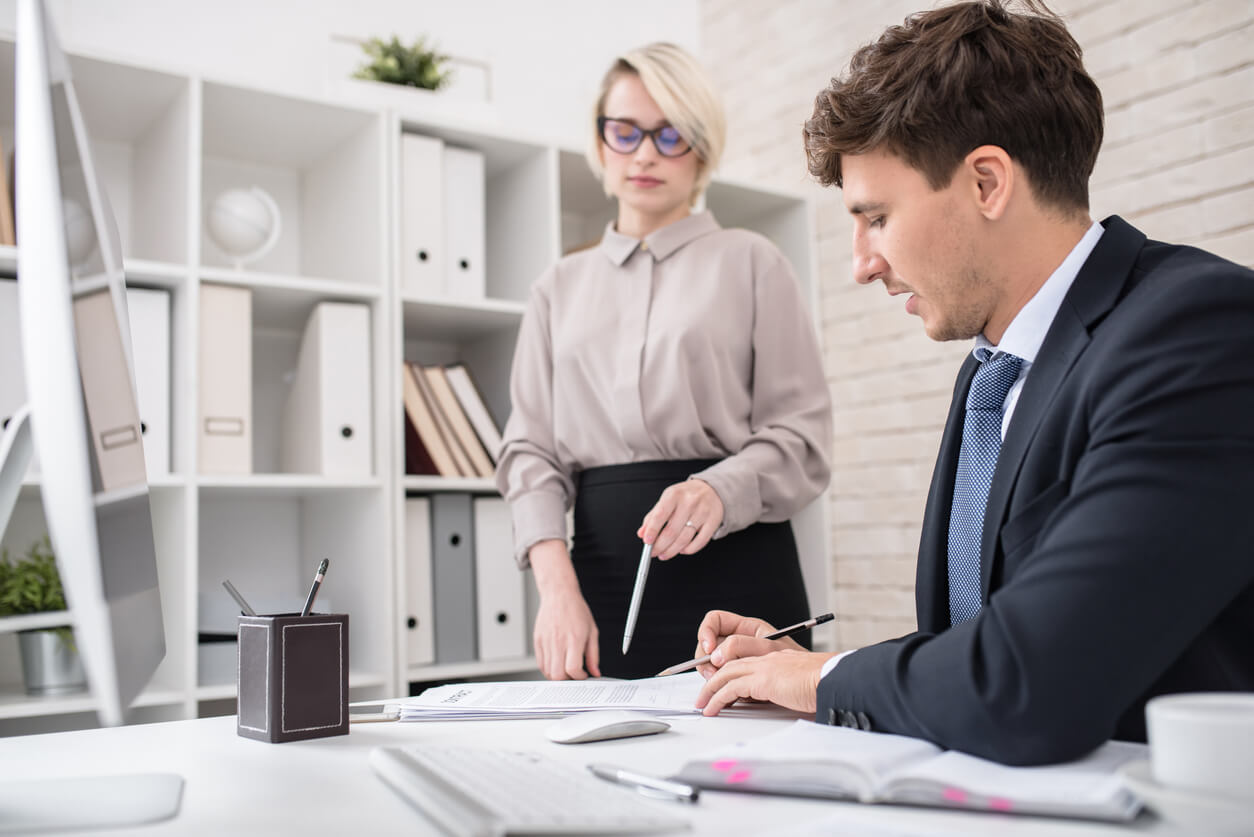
[0,535,74,649]
[353,35,453,91]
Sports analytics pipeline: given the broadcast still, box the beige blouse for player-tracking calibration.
[495,211,832,566]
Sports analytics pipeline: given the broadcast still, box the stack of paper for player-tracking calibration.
[394,673,704,721]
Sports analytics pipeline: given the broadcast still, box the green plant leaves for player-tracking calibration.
[352,35,453,91]
[0,535,67,616]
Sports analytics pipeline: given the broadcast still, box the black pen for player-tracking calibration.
[655,612,836,676]
[588,764,699,803]
[300,559,329,617]
[222,579,257,617]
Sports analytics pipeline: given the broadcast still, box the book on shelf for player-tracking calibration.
[444,363,502,463]
[673,720,1145,822]
[422,365,493,477]
[0,138,14,246]
[401,361,461,477]
[409,361,474,477]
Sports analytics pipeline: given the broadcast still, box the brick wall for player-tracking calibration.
[699,0,1254,650]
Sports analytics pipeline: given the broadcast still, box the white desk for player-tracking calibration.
[0,709,1178,836]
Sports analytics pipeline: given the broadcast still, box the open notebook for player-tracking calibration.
[673,720,1145,822]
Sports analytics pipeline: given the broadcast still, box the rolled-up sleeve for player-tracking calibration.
[494,271,575,568]
[694,252,832,536]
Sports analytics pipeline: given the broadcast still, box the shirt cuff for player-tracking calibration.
[688,462,761,538]
[820,648,857,680]
[508,489,568,569]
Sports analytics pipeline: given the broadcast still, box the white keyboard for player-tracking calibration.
[370,744,690,836]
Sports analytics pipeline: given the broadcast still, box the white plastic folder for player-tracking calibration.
[400,133,444,298]
[472,497,527,661]
[72,289,147,492]
[403,496,435,667]
[124,287,170,477]
[394,672,705,720]
[198,283,252,474]
[279,301,373,477]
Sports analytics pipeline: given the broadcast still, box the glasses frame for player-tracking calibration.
[597,116,693,158]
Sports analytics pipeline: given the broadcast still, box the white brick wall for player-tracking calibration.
[699,0,1254,651]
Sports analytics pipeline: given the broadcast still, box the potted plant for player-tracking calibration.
[352,35,453,91]
[0,536,86,696]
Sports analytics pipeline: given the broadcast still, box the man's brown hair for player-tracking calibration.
[803,0,1103,212]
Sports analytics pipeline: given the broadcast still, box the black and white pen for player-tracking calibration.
[655,612,836,676]
[588,764,700,803]
[300,559,329,617]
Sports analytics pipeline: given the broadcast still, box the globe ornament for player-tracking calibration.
[206,186,282,270]
[62,196,97,270]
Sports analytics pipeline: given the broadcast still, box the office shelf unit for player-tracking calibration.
[0,39,829,734]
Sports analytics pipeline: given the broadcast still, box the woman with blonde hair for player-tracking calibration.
[496,42,831,680]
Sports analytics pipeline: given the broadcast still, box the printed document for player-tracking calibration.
[394,672,704,720]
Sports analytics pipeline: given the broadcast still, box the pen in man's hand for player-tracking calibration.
[300,559,329,617]
[222,579,257,617]
[655,612,836,677]
[588,764,700,803]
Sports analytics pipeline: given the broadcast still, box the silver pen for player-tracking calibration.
[588,764,700,803]
[621,541,653,655]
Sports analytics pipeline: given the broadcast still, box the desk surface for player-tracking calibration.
[0,709,1178,836]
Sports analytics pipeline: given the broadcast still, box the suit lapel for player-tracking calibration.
[977,216,1148,599]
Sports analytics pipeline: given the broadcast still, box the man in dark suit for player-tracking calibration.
[691,0,1254,766]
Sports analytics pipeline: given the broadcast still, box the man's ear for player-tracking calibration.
[964,145,1014,221]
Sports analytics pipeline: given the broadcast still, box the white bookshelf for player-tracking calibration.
[0,38,829,733]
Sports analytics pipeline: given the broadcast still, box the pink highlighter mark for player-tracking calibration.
[712,759,739,772]
[941,787,967,804]
[726,770,752,784]
[989,797,1014,812]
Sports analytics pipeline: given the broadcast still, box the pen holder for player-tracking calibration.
[236,612,349,743]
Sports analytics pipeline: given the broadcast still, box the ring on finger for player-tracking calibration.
[684,520,697,529]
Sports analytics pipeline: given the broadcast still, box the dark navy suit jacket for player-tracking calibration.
[817,216,1254,765]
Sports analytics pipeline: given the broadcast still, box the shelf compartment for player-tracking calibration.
[200,82,386,285]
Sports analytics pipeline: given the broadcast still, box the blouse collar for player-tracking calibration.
[600,210,721,266]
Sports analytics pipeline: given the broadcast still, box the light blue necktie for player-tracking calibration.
[948,348,1023,626]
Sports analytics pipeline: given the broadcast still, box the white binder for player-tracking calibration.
[400,133,445,299]
[472,497,528,661]
[442,146,486,301]
[198,283,252,474]
[124,287,170,476]
[72,289,147,492]
[404,496,435,667]
[279,301,373,477]
[0,279,35,476]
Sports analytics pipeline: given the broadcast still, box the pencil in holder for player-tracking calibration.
[236,612,349,743]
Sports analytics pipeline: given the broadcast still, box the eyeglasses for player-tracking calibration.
[598,116,693,158]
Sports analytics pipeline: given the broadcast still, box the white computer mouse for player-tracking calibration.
[545,710,671,744]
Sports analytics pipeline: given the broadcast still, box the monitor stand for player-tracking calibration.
[0,410,185,830]
[0,773,184,833]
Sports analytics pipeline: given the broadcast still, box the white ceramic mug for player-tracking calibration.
[1146,692,1254,802]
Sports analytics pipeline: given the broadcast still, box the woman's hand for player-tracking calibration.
[528,539,600,680]
[637,478,725,560]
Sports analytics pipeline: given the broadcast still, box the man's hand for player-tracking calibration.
[695,649,834,716]
[692,610,804,676]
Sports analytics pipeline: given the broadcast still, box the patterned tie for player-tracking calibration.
[948,348,1024,626]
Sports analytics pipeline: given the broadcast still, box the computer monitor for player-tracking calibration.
[0,0,165,729]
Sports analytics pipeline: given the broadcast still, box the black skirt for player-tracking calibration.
[573,459,811,679]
